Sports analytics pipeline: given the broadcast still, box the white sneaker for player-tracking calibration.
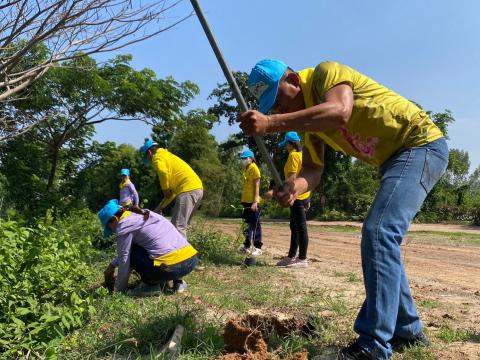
[286,258,308,268]
[238,245,248,254]
[174,280,187,293]
[250,247,263,257]
[276,256,295,267]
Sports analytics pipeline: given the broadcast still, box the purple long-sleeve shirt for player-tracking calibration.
[111,211,190,291]
[119,181,139,206]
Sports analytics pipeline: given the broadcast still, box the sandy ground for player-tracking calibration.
[209,219,480,360]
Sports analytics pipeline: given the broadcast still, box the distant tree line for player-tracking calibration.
[0,60,478,225]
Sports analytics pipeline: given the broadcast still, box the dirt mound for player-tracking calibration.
[242,309,311,338]
[223,320,267,354]
[218,312,311,360]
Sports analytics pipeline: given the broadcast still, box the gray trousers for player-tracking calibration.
[171,189,203,238]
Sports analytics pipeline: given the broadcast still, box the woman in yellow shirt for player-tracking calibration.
[238,149,262,257]
[275,132,310,268]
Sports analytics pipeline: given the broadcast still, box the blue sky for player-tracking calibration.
[94,0,480,172]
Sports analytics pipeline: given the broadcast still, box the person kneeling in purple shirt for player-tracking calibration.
[98,199,198,296]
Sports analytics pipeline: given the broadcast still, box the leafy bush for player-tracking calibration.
[261,200,290,219]
[0,211,100,358]
[188,222,238,265]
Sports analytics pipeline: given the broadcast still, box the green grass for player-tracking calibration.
[398,346,437,360]
[418,299,442,310]
[57,225,361,359]
[405,231,480,246]
[436,323,479,343]
[334,271,362,283]
[56,223,476,359]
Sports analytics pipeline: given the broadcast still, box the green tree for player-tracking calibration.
[208,71,284,168]
[429,109,455,140]
[0,54,199,217]
[73,142,160,212]
[152,109,237,216]
[11,54,198,192]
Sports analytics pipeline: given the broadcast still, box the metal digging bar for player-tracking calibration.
[190,0,283,187]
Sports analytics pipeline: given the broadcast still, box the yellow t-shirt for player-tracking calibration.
[284,150,311,201]
[241,163,261,203]
[298,62,443,167]
[152,149,203,207]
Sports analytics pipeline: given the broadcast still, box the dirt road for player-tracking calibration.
[209,219,480,359]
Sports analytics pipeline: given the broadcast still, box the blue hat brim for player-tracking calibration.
[278,139,288,147]
[258,79,280,114]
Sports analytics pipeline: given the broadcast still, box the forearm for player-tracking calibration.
[254,180,260,202]
[296,165,323,194]
[268,102,348,133]
[115,262,130,292]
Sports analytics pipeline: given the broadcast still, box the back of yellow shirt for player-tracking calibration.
[299,62,443,167]
[241,163,261,203]
[152,149,203,200]
[284,151,310,201]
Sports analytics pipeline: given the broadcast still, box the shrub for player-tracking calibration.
[0,212,100,358]
[188,222,238,265]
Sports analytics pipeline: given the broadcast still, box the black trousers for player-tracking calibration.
[288,198,309,259]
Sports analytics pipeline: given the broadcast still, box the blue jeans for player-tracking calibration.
[130,245,198,285]
[354,138,448,359]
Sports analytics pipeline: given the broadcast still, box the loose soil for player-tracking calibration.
[210,219,480,360]
[219,312,310,360]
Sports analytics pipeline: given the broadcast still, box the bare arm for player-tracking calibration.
[275,142,324,207]
[104,263,116,293]
[251,178,260,211]
[238,84,354,135]
[286,171,296,183]
[153,189,174,214]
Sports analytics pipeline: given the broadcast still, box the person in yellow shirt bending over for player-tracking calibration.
[140,139,203,239]
[237,149,263,257]
[239,60,448,360]
[265,131,311,268]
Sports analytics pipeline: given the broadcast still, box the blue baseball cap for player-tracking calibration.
[140,139,158,165]
[248,59,288,114]
[240,149,255,159]
[119,168,130,177]
[279,131,301,147]
[98,199,121,238]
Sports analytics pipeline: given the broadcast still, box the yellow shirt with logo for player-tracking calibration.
[241,163,261,203]
[298,62,443,167]
[152,149,203,207]
[284,150,311,201]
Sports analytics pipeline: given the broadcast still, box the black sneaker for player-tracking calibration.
[390,331,431,351]
[338,342,376,360]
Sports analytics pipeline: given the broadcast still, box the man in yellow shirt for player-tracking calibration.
[239,60,448,360]
[141,139,203,239]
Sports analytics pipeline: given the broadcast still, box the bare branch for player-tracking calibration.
[0,0,192,101]
[0,0,190,139]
